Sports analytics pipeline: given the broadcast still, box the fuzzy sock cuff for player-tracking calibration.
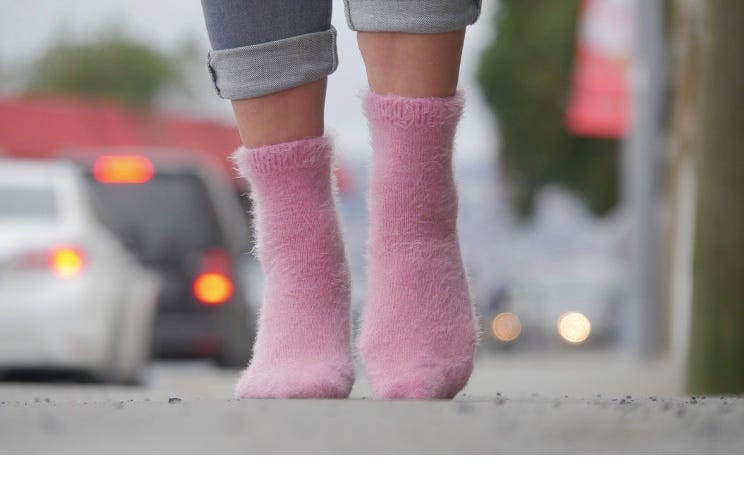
[363,91,464,129]
[231,136,332,178]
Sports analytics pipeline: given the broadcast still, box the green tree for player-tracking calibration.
[26,29,181,109]
[477,0,619,218]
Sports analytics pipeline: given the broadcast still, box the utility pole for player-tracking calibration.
[621,0,665,355]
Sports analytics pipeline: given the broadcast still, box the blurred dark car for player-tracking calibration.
[62,148,256,367]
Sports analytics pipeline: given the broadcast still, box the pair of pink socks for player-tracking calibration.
[232,92,476,400]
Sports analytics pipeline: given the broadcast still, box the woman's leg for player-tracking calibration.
[202,0,335,146]
[231,80,326,147]
[346,0,481,399]
[357,30,465,97]
[201,0,353,399]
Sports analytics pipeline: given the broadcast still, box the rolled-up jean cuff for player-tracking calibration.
[207,27,338,100]
[344,0,481,33]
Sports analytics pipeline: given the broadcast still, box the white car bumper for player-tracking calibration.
[0,274,117,372]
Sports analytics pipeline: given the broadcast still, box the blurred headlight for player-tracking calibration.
[557,311,591,344]
[491,312,522,343]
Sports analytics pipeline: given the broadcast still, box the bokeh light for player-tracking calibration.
[193,273,233,305]
[49,247,86,278]
[491,312,522,343]
[557,311,591,344]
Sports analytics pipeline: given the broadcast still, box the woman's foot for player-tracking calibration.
[232,136,354,399]
[359,93,477,399]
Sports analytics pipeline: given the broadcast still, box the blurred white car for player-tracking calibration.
[493,256,622,348]
[482,188,625,350]
[0,160,160,383]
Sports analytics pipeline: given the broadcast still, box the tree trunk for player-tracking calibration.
[687,0,744,393]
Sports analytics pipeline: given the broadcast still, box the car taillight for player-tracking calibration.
[49,246,86,278]
[193,273,233,305]
[192,248,234,305]
[11,245,86,279]
[94,154,154,184]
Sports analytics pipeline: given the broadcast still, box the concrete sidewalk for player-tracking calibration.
[1,395,742,454]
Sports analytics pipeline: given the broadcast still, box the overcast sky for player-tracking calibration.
[0,0,499,164]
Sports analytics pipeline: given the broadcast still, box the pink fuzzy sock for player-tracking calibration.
[231,136,354,399]
[360,92,477,399]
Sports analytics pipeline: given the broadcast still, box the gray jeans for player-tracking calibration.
[202,0,482,100]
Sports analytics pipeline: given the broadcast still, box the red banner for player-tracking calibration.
[565,0,634,138]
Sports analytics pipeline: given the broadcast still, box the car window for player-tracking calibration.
[84,172,225,262]
[0,186,58,220]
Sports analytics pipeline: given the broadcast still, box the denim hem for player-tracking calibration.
[344,0,481,33]
[207,27,338,100]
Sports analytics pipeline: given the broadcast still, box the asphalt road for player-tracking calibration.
[1,353,742,453]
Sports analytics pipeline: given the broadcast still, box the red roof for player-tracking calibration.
[0,96,243,187]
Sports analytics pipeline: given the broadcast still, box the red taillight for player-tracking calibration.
[49,246,86,278]
[193,273,233,305]
[11,245,86,279]
[93,155,154,184]
[192,248,234,305]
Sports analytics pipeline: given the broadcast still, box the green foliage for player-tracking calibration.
[26,29,181,109]
[477,0,619,218]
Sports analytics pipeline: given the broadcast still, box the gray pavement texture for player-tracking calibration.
[1,353,742,454]
[1,395,743,454]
